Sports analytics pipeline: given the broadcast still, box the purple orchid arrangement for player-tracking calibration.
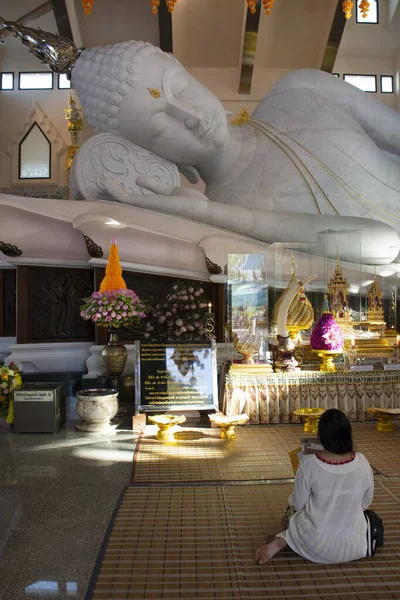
[310,312,344,351]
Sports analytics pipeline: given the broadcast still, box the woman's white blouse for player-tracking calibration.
[277,452,374,564]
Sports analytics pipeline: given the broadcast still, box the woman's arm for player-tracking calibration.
[288,461,311,511]
[361,464,374,511]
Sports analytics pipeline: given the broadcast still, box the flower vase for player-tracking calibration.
[101,328,128,389]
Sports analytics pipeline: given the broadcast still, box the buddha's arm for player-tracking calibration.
[103,178,399,264]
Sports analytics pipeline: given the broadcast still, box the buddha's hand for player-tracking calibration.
[101,176,209,216]
[136,176,207,200]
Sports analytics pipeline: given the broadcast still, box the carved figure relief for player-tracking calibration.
[29,267,94,342]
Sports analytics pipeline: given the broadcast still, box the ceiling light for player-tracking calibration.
[105,219,121,226]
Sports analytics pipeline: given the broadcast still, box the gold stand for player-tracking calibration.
[209,414,249,440]
[148,414,186,442]
[367,408,400,432]
[293,408,325,433]
[315,350,342,372]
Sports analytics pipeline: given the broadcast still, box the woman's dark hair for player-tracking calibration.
[318,408,353,454]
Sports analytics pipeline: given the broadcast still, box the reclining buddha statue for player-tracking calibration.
[2,17,400,264]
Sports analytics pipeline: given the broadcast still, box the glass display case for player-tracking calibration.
[226,254,269,364]
[316,229,362,326]
[266,242,326,337]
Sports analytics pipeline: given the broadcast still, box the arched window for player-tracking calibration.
[18,122,51,179]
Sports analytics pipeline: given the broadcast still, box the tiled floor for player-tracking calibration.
[90,422,400,599]
[0,400,138,600]
[3,413,400,600]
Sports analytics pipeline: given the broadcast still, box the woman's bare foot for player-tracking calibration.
[255,538,287,565]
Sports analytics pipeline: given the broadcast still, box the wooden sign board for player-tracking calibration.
[135,341,218,413]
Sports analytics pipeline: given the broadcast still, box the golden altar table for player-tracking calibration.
[222,369,400,424]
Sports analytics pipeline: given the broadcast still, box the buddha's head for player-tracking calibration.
[72,41,229,165]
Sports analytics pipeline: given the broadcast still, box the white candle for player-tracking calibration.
[397,334,400,347]
[208,302,212,314]
[350,335,356,348]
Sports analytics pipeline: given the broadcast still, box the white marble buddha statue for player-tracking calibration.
[1,18,400,263]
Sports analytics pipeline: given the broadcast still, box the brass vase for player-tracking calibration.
[101,328,128,389]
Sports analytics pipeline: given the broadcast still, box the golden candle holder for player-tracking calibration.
[367,407,400,432]
[293,408,325,433]
[147,414,186,442]
[209,413,249,440]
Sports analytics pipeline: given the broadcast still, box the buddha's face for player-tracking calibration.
[118,53,229,165]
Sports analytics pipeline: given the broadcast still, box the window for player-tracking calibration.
[58,73,71,89]
[381,75,393,93]
[332,73,340,77]
[19,122,51,179]
[19,72,53,90]
[1,72,14,90]
[356,0,378,23]
[343,74,377,93]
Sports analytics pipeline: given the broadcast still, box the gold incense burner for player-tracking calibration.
[209,413,249,440]
[148,414,186,442]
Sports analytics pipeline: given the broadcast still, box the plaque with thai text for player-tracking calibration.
[135,341,218,412]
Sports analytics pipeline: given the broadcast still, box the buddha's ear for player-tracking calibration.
[178,165,201,184]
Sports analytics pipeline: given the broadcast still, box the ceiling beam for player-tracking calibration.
[238,1,261,95]
[0,1,52,41]
[158,2,173,53]
[320,0,347,73]
[51,0,74,40]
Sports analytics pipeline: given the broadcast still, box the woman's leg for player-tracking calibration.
[255,537,287,565]
[255,515,287,565]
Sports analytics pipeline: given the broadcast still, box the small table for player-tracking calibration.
[367,407,400,432]
[293,408,325,433]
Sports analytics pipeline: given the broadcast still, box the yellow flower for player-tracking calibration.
[1,373,8,381]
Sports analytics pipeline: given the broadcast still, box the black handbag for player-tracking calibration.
[364,509,384,556]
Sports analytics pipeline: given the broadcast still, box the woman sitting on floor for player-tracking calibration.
[255,408,374,565]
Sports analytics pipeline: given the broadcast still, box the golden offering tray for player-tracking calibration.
[293,408,325,433]
[147,414,186,442]
[367,407,400,432]
[209,413,249,440]
[229,363,273,375]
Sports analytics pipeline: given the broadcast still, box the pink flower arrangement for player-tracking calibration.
[80,289,146,329]
[145,281,209,341]
[310,313,344,351]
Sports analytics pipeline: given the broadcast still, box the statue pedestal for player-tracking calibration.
[0,337,16,364]
[6,342,92,373]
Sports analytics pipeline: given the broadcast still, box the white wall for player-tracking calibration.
[0,11,73,188]
[333,56,396,109]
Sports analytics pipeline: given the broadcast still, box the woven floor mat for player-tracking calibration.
[88,480,400,600]
[131,423,400,483]
[131,425,299,483]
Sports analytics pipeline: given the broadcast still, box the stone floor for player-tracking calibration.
[0,398,138,600]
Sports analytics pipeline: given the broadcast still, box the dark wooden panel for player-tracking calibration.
[18,266,95,344]
[17,266,30,344]
[3,270,16,337]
